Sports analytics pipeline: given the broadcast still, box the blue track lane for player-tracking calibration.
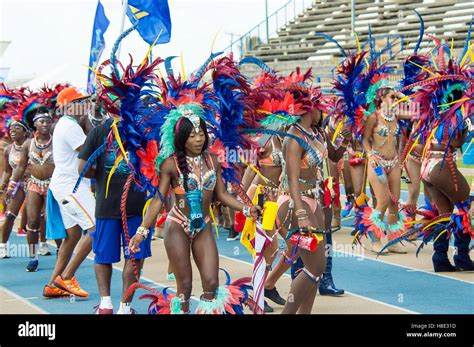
[214,235,474,314]
[0,187,472,314]
[0,233,198,314]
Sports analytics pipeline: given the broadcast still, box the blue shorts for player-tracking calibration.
[91,216,152,264]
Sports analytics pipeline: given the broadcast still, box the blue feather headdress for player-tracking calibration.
[75,25,165,198]
[210,54,256,184]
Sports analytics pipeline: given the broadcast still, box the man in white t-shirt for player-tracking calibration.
[42,87,96,298]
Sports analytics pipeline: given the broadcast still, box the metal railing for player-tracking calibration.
[223,0,315,60]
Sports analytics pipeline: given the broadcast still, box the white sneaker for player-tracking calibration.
[0,243,8,259]
[39,242,51,256]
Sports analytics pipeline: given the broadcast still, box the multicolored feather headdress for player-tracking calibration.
[400,22,474,191]
[76,24,165,197]
[0,84,28,138]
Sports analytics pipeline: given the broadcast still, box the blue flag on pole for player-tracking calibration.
[87,0,110,94]
[126,0,172,45]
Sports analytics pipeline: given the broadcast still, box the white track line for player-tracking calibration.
[218,254,418,314]
[84,251,201,304]
[334,249,474,285]
[0,286,48,314]
[334,228,473,284]
[42,241,200,308]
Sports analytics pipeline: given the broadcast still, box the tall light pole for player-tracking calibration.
[225,32,239,52]
[351,0,355,36]
[265,0,269,43]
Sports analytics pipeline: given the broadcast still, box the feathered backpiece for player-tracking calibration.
[79,25,165,197]
[154,52,224,172]
[400,11,430,94]
[238,56,280,87]
[252,71,281,87]
[0,83,23,110]
[37,83,69,110]
[210,54,256,183]
[0,84,28,139]
[10,94,43,129]
[333,51,367,139]
[282,67,312,84]
[399,31,473,191]
[276,68,331,114]
[400,34,474,147]
[259,92,303,130]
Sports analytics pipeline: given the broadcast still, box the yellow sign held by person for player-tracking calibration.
[240,185,263,258]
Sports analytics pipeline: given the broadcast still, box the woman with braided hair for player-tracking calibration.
[129,111,260,314]
[275,87,351,314]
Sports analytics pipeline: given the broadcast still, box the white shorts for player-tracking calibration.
[53,188,96,231]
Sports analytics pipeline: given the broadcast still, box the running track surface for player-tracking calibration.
[0,189,473,314]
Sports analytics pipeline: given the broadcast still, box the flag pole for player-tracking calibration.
[117,0,129,59]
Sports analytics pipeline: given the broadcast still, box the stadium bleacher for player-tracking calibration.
[238,0,473,87]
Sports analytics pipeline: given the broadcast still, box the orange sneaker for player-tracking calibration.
[43,284,70,298]
[53,275,89,297]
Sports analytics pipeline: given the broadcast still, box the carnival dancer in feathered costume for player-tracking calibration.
[131,52,262,314]
[84,26,260,314]
[0,83,25,226]
[7,84,67,271]
[248,65,351,313]
[323,29,414,255]
[381,23,474,272]
[237,59,304,312]
[0,86,31,259]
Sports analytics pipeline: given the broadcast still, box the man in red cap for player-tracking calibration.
[42,87,96,298]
